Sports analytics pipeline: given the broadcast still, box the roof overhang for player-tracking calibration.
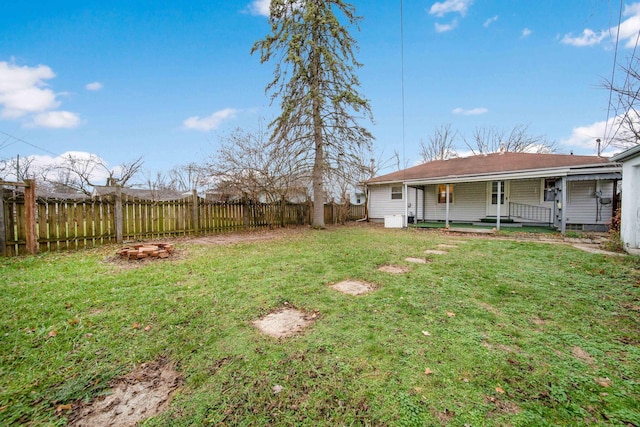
[368,164,622,187]
[611,144,640,162]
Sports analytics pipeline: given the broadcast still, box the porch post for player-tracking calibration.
[445,183,450,228]
[560,177,567,234]
[404,183,409,228]
[496,181,501,231]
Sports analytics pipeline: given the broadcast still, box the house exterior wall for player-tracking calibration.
[369,178,615,229]
[620,156,640,254]
[368,184,424,221]
[424,182,486,221]
[565,180,614,228]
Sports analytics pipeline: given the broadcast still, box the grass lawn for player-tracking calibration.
[1,225,639,426]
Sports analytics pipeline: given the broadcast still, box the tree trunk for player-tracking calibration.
[311,12,325,229]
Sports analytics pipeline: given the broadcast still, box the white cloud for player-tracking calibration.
[561,119,607,150]
[562,2,640,48]
[30,111,81,129]
[452,107,488,115]
[521,28,532,38]
[85,82,103,91]
[435,20,458,33]
[483,15,498,28]
[429,0,473,17]
[0,60,82,128]
[247,0,270,16]
[0,61,59,118]
[19,151,111,183]
[183,108,239,131]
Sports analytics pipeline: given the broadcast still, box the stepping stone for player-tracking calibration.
[253,308,316,338]
[424,249,448,255]
[331,280,374,295]
[405,257,430,264]
[378,265,409,274]
[438,244,458,248]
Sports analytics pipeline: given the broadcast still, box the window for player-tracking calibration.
[437,184,453,203]
[543,178,556,202]
[491,181,505,205]
[391,185,403,200]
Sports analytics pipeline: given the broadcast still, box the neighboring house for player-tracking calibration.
[612,145,640,255]
[92,186,190,201]
[366,152,621,232]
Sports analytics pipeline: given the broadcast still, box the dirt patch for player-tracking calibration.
[67,358,182,427]
[571,244,625,256]
[405,257,431,264]
[477,301,502,316]
[424,249,448,255]
[253,308,317,338]
[572,346,596,365]
[187,226,308,246]
[331,280,375,295]
[377,265,410,274]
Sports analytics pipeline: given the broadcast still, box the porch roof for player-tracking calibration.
[367,152,620,186]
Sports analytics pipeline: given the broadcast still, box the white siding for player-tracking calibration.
[566,180,614,225]
[424,182,486,221]
[620,157,640,253]
[509,178,553,209]
[368,184,424,220]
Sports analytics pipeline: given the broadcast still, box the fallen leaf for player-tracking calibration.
[48,330,57,338]
[272,384,283,394]
[446,312,456,317]
[422,331,431,336]
[424,368,434,375]
[595,377,612,387]
[68,318,79,326]
[55,404,72,413]
[495,387,505,394]
[132,322,141,329]
[144,325,152,332]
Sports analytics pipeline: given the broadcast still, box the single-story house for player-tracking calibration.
[366,152,621,233]
[612,145,640,255]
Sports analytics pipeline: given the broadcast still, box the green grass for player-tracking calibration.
[1,226,639,426]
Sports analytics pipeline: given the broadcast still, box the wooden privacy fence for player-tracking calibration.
[1,184,366,256]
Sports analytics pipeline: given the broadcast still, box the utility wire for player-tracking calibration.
[400,0,406,174]
[0,130,60,157]
[602,0,625,152]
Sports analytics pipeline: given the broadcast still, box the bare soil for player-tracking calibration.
[377,265,410,274]
[67,357,182,427]
[253,307,318,338]
[331,280,375,296]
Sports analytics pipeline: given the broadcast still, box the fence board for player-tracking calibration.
[1,193,369,256]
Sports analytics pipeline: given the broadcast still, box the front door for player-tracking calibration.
[486,181,509,217]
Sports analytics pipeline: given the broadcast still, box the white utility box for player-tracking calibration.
[384,215,405,228]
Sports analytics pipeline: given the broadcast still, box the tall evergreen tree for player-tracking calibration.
[252,0,373,228]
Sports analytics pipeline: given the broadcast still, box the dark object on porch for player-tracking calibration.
[479,217,515,224]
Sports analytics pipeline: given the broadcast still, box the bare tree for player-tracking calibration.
[464,124,556,155]
[205,127,311,203]
[252,0,374,228]
[602,54,640,150]
[419,124,458,162]
[0,155,37,181]
[45,154,144,195]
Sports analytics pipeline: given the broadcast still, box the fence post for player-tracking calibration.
[24,179,39,255]
[114,186,123,243]
[0,188,5,256]
[192,189,199,235]
[242,194,250,229]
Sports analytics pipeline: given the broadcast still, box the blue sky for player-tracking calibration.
[1,0,638,181]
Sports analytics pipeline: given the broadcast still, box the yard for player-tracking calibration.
[1,225,639,426]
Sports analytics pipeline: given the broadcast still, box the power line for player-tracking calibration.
[602,0,625,152]
[0,130,60,157]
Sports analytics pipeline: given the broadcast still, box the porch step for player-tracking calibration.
[472,222,522,228]
[479,217,515,223]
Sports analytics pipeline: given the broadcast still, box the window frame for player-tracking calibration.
[437,184,454,204]
[390,185,403,200]
[541,178,556,203]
